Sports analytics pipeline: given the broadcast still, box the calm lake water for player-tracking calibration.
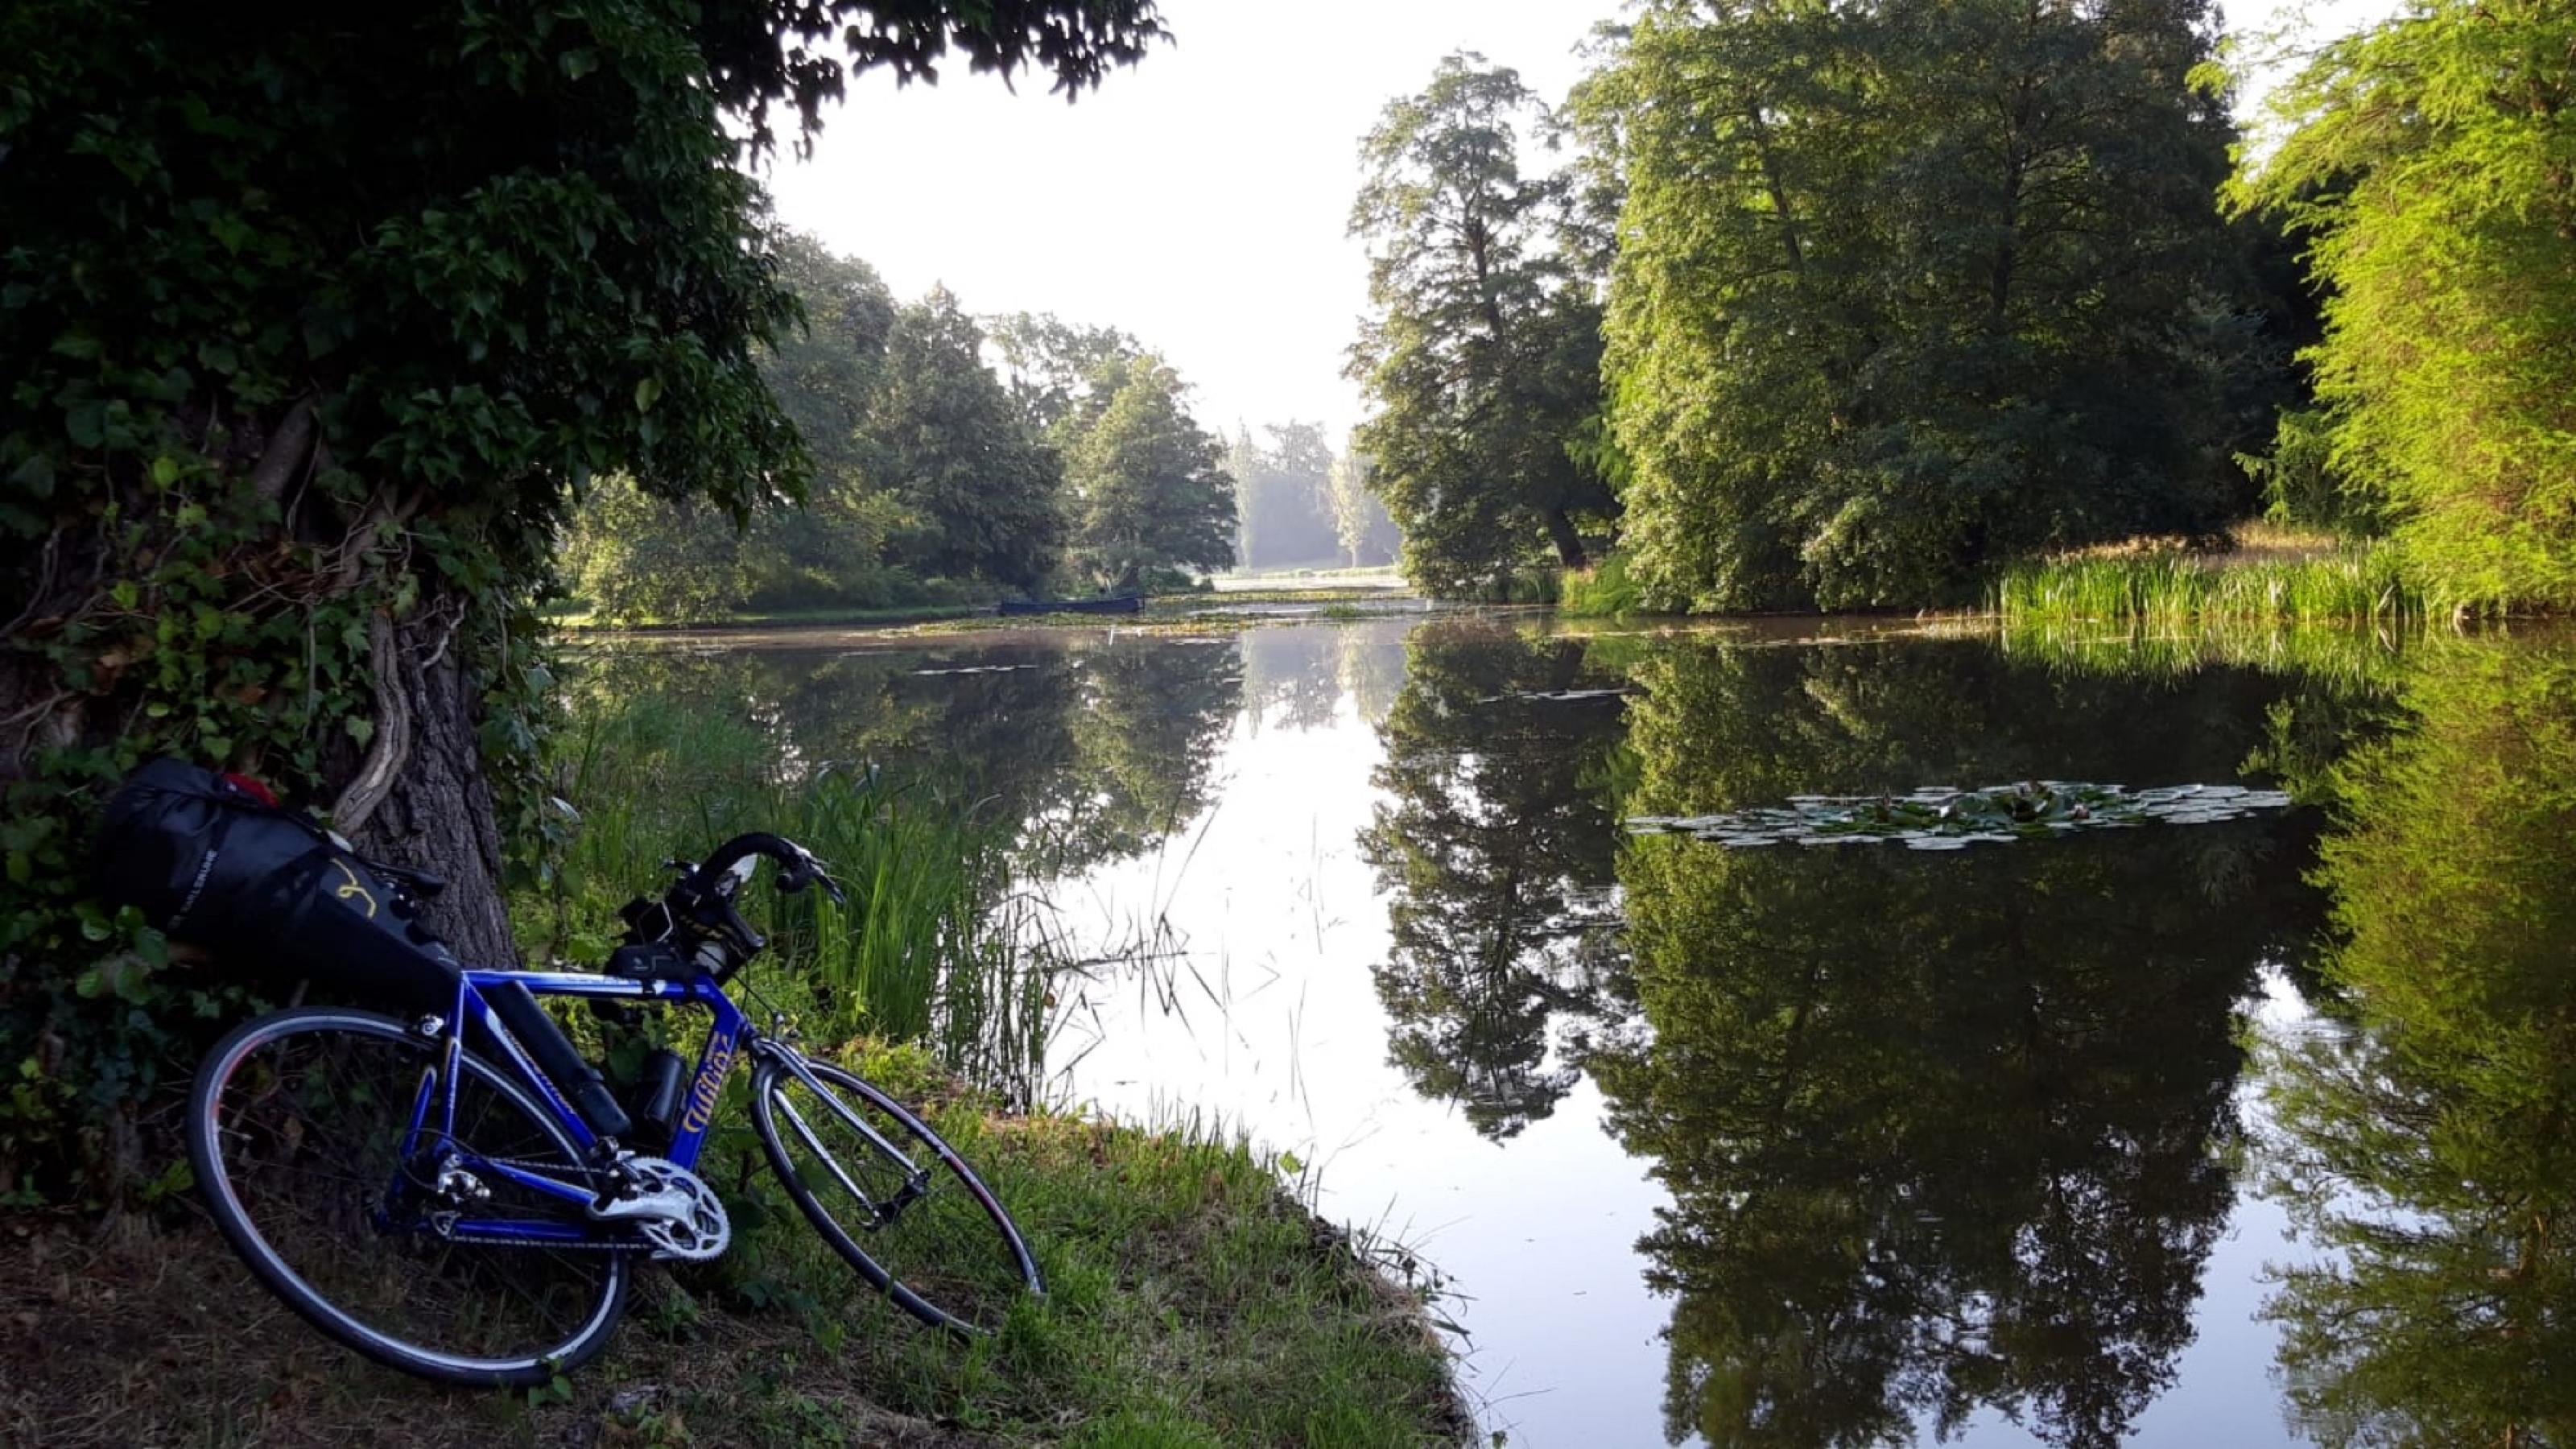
[597,611,2572,1448]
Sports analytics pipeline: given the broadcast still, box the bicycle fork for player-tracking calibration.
[755,1041,934,1227]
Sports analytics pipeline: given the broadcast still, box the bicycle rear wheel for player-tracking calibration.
[188,1006,629,1385]
[749,1053,1040,1335]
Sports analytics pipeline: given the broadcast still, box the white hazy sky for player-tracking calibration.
[761,0,2401,444]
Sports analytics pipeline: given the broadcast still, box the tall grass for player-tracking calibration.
[1993,545,2425,626]
[1560,550,1646,617]
[523,691,1053,1094]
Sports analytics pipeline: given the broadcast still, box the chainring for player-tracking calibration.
[620,1154,730,1262]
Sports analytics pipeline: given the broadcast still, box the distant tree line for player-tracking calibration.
[1224,423,1398,572]
[1351,0,2576,613]
[564,233,1239,621]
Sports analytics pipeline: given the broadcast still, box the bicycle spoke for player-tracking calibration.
[195,1012,625,1377]
[755,1058,1037,1335]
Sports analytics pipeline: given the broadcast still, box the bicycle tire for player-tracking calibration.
[188,1006,630,1386]
[749,1053,1041,1335]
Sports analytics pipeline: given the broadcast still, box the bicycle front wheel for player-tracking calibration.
[749,1054,1040,1335]
[188,1006,630,1386]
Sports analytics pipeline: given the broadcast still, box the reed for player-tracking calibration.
[1993,544,2425,627]
[521,690,1051,1092]
[1559,550,1646,617]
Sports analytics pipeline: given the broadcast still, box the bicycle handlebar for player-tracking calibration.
[657,832,847,978]
[688,832,843,903]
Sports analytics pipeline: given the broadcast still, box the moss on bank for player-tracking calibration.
[0,1051,1468,1447]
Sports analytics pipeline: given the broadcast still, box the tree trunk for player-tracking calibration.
[350,603,518,965]
[1544,509,1589,568]
[2,544,520,968]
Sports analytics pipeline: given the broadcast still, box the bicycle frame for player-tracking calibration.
[398,966,927,1248]
[393,968,742,1245]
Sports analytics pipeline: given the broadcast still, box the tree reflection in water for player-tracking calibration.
[2258,642,2576,1447]
[1360,623,1638,1139]
[1588,637,2334,1448]
[567,636,1243,879]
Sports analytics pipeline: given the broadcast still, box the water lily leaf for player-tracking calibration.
[1629,779,2297,852]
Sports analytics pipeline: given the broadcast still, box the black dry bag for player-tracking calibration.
[93,758,460,1012]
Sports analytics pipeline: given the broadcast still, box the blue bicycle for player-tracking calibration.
[184,832,1042,1386]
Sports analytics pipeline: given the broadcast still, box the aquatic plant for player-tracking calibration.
[526,689,1051,1092]
[1994,548,2425,625]
[1629,780,2293,849]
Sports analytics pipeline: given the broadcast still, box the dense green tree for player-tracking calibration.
[873,287,1066,589]
[0,0,1161,1196]
[561,475,750,623]
[2257,642,2576,1447]
[738,233,912,609]
[988,312,1142,434]
[563,231,914,621]
[1591,0,2254,610]
[1224,423,1263,568]
[1359,625,1634,1137]
[1348,54,1618,593]
[2231,0,2576,609]
[1063,355,1235,590]
[1327,447,1401,568]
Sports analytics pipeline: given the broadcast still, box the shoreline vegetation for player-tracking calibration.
[543,525,2450,646]
[0,686,1472,1449]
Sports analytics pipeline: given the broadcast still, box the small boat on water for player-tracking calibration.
[996,594,1145,617]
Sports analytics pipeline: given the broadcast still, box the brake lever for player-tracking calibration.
[776,860,848,906]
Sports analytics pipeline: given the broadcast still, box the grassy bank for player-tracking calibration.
[5,679,1468,1447]
[551,588,1421,638]
[551,601,997,633]
[506,689,1464,1443]
[2,1049,1467,1447]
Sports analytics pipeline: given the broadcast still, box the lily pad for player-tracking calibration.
[1628,779,2297,851]
[1481,687,1635,704]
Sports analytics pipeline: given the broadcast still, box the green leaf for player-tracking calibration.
[345,716,375,748]
[6,454,53,498]
[149,455,180,487]
[64,402,105,448]
[560,49,598,80]
[634,375,663,412]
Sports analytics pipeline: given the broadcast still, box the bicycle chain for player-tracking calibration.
[444,1232,654,1253]
[425,1156,672,1254]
